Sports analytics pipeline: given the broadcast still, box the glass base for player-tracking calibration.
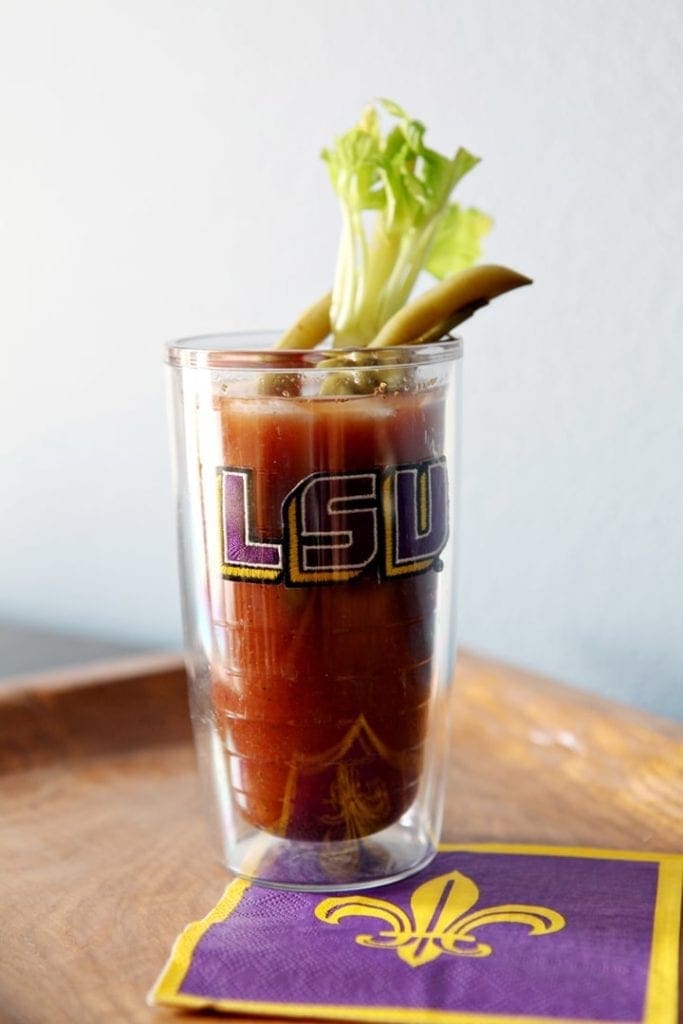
[222,820,437,892]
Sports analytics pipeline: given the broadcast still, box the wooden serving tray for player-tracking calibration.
[1,651,681,1023]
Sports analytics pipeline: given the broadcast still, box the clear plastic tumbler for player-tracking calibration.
[167,333,461,890]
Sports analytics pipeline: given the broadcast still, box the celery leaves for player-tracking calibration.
[425,205,493,280]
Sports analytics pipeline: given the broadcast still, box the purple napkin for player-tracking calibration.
[149,844,681,1022]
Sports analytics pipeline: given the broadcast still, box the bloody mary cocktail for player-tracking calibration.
[166,95,531,888]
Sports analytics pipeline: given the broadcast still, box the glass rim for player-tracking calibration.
[165,330,463,370]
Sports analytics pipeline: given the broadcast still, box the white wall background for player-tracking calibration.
[1,0,682,717]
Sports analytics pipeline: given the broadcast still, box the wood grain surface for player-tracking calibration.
[1,650,681,1024]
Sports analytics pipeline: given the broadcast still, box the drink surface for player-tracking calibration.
[209,389,447,841]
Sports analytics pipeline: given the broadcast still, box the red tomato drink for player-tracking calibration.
[210,388,449,842]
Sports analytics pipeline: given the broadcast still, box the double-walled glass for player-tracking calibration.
[167,333,461,891]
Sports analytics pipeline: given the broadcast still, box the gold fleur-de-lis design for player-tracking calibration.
[315,869,565,967]
[321,765,392,840]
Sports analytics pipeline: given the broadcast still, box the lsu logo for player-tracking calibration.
[219,457,448,586]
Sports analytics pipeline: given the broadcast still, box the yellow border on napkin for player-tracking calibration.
[148,843,682,1024]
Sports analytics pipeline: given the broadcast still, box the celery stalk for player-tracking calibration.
[322,99,492,348]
